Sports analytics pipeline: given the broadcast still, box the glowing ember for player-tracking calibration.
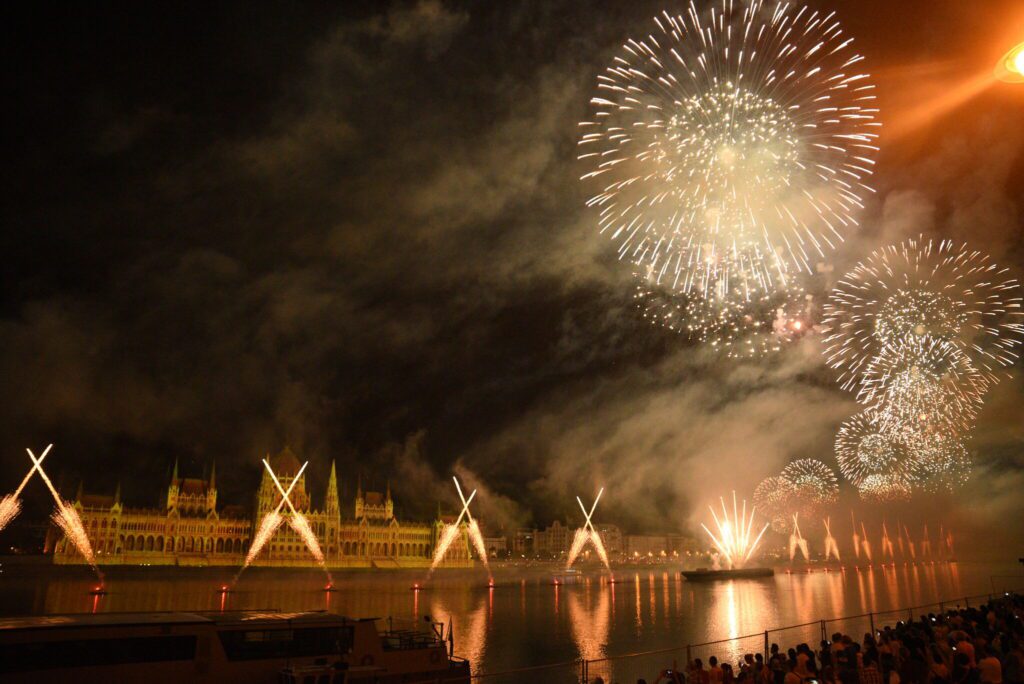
[701,492,768,569]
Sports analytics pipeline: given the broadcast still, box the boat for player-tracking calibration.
[0,609,470,683]
[681,567,774,581]
[551,567,583,585]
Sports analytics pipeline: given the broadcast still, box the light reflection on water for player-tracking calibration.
[0,561,1015,678]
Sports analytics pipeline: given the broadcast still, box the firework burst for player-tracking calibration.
[822,236,1024,389]
[859,338,988,435]
[753,475,796,533]
[834,410,914,487]
[580,0,879,342]
[781,459,839,512]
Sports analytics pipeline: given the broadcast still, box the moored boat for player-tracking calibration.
[0,609,470,683]
[681,567,774,581]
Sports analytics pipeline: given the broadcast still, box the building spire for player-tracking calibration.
[386,479,391,501]
[326,461,339,515]
[356,474,362,499]
[209,460,216,490]
[114,481,121,505]
[76,480,83,502]
[171,457,179,484]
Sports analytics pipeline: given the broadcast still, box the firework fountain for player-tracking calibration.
[823,517,841,562]
[565,488,611,572]
[903,524,917,560]
[860,522,873,562]
[579,0,880,354]
[0,444,52,533]
[701,492,769,570]
[453,477,491,580]
[429,478,488,577]
[263,459,333,586]
[789,514,809,562]
[26,447,103,585]
[236,461,308,582]
[851,512,861,560]
[881,522,896,561]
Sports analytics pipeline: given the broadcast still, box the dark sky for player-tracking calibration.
[2,1,1022,544]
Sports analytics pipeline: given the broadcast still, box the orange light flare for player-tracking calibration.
[995,41,1024,83]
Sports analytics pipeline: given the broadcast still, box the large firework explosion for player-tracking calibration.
[822,237,1024,389]
[823,236,1021,498]
[579,0,879,348]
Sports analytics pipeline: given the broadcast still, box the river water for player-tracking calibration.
[1,560,1021,682]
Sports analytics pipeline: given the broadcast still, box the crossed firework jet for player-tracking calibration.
[566,488,611,571]
[1,445,61,530]
[430,477,491,576]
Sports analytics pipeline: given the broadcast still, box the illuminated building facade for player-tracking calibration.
[50,447,473,569]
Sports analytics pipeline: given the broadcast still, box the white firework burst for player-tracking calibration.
[579,0,880,330]
[822,236,1024,389]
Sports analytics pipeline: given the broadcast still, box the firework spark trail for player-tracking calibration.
[896,522,906,557]
[244,511,284,568]
[0,444,53,534]
[702,491,768,569]
[26,447,103,582]
[430,524,463,574]
[903,524,917,560]
[263,460,332,584]
[467,519,491,575]
[51,500,102,581]
[920,525,932,559]
[429,485,477,575]
[453,477,491,578]
[860,522,873,562]
[580,0,880,349]
[789,514,809,562]
[945,530,955,557]
[566,528,591,569]
[851,511,861,560]
[881,522,895,560]
[0,495,22,534]
[235,461,308,582]
[823,517,840,562]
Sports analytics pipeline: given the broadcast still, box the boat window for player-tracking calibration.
[0,635,197,673]
[219,627,352,661]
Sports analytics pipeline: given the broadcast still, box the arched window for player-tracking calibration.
[126,536,135,551]
[359,542,366,556]
[206,538,213,553]
[146,536,154,551]
[157,537,164,552]
[187,537,194,552]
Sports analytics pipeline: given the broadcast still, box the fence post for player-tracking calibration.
[965,596,970,608]
[764,631,769,661]
[907,608,912,623]
[821,620,827,643]
[687,644,692,667]
[869,612,875,634]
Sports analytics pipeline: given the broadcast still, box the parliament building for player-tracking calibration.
[50,447,474,569]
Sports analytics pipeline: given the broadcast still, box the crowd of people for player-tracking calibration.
[594,593,1024,684]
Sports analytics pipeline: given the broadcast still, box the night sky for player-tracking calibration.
[2,2,1022,546]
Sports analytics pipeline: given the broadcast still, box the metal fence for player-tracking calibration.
[455,582,1022,684]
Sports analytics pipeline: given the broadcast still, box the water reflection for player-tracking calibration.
[0,561,994,677]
